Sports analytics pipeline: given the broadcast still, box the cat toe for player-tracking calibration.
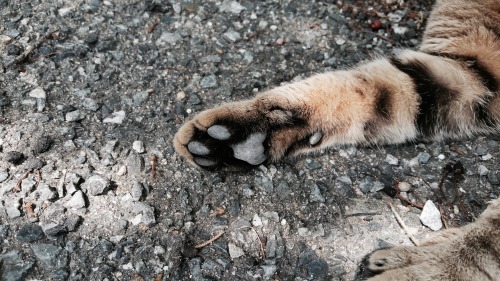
[207,125,232,140]
[309,131,323,145]
[188,141,211,156]
[194,157,217,167]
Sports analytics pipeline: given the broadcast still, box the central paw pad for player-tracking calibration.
[231,132,267,165]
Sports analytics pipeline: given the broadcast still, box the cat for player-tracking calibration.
[174,0,500,280]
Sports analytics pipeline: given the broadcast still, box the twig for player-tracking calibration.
[233,226,266,257]
[357,30,397,44]
[438,204,448,229]
[195,231,225,249]
[57,169,67,198]
[396,194,424,209]
[35,169,41,189]
[147,16,160,33]
[450,146,465,156]
[387,200,420,246]
[151,155,157,178]
[13,168,32,192]
[24,202,36,217]
[6,27,60,67]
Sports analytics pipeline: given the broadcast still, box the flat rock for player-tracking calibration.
[83,175,110,196]
[16,224,45,242]
[420,200,443,231]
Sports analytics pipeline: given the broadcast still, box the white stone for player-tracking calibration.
[420,200,443,231]
[385,154,399,165]
[398,182,411,192]
[228,243,245,259]
[132,141,145,153]
[29,87,46,99]
[478,165,489,176]
[103,110,126,124]
[252,214,262,226]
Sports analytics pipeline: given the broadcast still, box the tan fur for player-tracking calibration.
[366,197,500,281]
[174,0,500,279]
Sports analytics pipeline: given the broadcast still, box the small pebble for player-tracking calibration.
[385,154,399,165]
[397,181,411,192]
[420,200,442,231]
[132,141,145,153]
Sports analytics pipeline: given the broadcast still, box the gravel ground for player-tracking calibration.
[1,0,499,280]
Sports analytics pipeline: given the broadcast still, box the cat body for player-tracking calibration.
[174,0,500,280]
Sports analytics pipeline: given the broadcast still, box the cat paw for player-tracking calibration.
[173,95,323,170]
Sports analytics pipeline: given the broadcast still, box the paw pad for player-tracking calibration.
[207,125,231,140]
[309,131,323,146]
[187,141,210,156]
[231,132,267,165]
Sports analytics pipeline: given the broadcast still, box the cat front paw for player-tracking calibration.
[174,95,323,170]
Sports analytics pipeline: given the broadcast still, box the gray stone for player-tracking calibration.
[398,181,411,192]
[420,200,443,231]
[63,214,81,232]
[219,0,245,14]
[29,87,46,99]
[130,203,156,226]
[385,154,399,165]
[31,244,63,269]
[200,74,218,88]
[65,110,86,122]
[304,158,322,170]
[262,265,277,279]
[24,158,45,170]
[265,233,278,258]
[309,183,325,203]
[223,29,241,42]
[83,98,99,111]
[132,91,148,106]
[370,181,385,193]
[157,32,182,45]
[0,169,9,182]
[1,250,34,281]
[126,152,144,175]
[132,141,145,153]
[478,165,489,176]
[358,176,373,193]
[475,145,488,156]
[84,175,110,196]
[0,224,8,238]
[131,181,143,201]
[16,224,45,242]
[337,175,352,185]
[50,268,69,281]
[487,171,499,185]
[41,222,66,236]
[39,184,57,201]
[254,175,273,193]
[103,110,126,123]
[228,243,245,259]
[295,247,328,280]
[6,206,21,218]
[102,140,118,154]
[65,190,86,208]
